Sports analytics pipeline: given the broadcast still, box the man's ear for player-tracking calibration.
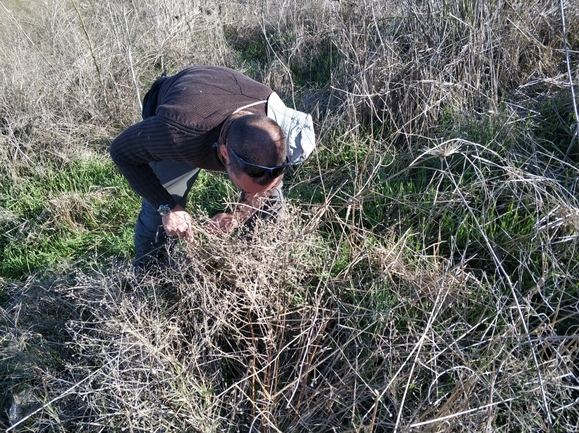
[218,141,230,164]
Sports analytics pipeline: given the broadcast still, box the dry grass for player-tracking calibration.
[1,0,579,431]
[3,210,576,432]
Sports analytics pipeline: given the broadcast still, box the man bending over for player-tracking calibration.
[110,66,315,268]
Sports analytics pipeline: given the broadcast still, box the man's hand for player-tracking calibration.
[162,204,194,242]
[206,212,236,235]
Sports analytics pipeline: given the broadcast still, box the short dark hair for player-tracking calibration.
[224,113,286,184]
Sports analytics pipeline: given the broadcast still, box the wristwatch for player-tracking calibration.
[157,204,173,217]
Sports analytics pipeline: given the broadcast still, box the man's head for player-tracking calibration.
[219,113,288,193]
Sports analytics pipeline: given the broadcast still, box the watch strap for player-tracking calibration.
[157,204,173,216]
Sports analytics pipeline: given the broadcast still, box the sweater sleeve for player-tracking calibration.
[110,116,223,209]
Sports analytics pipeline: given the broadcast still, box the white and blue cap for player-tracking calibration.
[266,92,316,165]
[231,93,316,164]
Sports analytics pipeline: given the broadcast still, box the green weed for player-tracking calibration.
[0,158,138,279]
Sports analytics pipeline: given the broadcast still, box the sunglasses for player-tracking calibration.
[228,145,291,178]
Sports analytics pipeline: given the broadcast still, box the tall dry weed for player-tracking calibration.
[3,201,578,431]
[0,0,233,171]
[2,0,579,431]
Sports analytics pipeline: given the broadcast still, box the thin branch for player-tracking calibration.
[71,0,103,85]
[561,0,579,157]
[6,369,101,432]
[122,3,141,111]
[409,398,516,429]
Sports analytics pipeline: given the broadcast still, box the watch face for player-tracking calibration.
[157,205,172,216]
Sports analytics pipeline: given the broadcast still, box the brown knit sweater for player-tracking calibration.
[110,66,273,210]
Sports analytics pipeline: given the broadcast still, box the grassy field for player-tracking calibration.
[1,0,578,431]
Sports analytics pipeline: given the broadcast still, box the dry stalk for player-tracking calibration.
[560,0,579,157]
[71,0,103,85]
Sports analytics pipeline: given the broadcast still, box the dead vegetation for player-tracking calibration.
[1,0,579,431]
[4,211,576,432]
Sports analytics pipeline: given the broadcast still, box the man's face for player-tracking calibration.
[228,167,277,194]
[220,141,279,194]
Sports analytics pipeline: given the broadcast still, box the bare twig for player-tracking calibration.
[6,370,101,432]
[71,0,103,85]
[121,3,141,110]
[409,398,516,429]
[560,0,579,157]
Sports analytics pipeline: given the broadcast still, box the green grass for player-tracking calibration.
[0,157,138,279]
[0,157,244,281]
[1,0,579,431]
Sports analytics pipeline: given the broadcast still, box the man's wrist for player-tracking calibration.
[157,204,173,217]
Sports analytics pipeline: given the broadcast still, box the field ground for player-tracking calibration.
[1,0,579,431]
